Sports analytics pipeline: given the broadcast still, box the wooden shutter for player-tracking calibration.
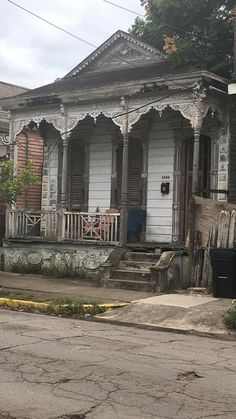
[115,143,123,209]
[128,138,143,209]
[69,142,85,210]
[115,138,143,210]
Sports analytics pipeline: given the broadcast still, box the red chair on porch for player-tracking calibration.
[100,208,119,241]
[82,208,119,241]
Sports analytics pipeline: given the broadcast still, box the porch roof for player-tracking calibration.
[6,63,193,99]
[2,67,228,112]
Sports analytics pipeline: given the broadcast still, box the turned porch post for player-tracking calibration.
[8,116,17,173]
[60,134,69,208]
[192,127,201,195]
[119,98,129,247]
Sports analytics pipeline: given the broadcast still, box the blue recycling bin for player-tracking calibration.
[127,209,146,243]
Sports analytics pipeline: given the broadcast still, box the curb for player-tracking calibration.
[1,297,234,341]
[0,297,128,312]
[90,316,236,341]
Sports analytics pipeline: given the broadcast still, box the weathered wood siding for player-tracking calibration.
[229,110,236,203]
[146,121,174,242]
[16,130,43,210]
[88,125,113,212]
[193,196,236,247]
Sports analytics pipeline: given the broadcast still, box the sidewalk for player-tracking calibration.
[96,293,236,339]
[0,271,235,339]
[0,271,151,303]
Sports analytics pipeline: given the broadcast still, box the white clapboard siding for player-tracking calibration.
[88,128,112,212]
[146,121,174,242]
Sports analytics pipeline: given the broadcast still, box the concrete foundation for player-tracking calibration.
[3,241,115,280]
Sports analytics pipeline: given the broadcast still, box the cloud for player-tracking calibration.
[0,0,144,88]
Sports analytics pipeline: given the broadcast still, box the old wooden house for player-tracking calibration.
[0,81,29,241]
[2,30,234,290]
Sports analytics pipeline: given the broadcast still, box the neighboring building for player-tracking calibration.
[1,30,233,286]
[0,81,29,241]
[0,81,29,159]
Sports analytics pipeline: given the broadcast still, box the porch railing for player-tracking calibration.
[63,211,120,244]
[6,209,58,240]
[6,209,120,245]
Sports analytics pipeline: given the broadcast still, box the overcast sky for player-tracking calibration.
[0,0,144,89]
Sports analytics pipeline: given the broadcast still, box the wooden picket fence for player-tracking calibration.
[192,207,236,288]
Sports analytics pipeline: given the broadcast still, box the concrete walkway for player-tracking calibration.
[0,271,151,303]
[97,293,236,339]
[0,271,235,338]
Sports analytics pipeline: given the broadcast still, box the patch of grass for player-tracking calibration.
[0,292,106,318]
[223,302,236,329]
[53,297,96,305]
[8,291,33,300]
[48,302,106,317]
[0,290,51,302]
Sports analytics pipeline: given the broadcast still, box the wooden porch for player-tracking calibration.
[5,209,120,245]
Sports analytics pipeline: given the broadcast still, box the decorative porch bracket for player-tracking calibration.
[122,88,210,196]
[10,90,226,236]
[170,90,209,196]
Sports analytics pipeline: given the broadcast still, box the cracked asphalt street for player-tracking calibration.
[0,309,235,419]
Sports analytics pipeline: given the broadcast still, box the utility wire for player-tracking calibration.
[4,0,145,70]
[113,90,188,118]
[18,89,189,154]
[6,1,191,139]
[102,0,144,17]
[5,0,96,48]
[101,0,188,34]
[5,0,183,88]
[6,0,188,55]
[5,0,188,85]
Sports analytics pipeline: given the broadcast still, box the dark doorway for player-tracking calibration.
[181,135,211,240]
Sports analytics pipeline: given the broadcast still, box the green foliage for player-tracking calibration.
[0,159,39,206]
[130,0,235,78]
[18,300,105,317]
[47,302,106,317]
[54,297,94,305]
[0,290,107,318]
[224,302,236,329]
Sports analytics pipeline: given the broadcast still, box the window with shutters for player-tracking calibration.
[69,140,88,211]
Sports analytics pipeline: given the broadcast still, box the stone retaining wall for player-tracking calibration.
[3,241,114,280]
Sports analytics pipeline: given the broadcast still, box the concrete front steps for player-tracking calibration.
[106,251,160,292]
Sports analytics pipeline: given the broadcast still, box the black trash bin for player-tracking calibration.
[210,248,236,298]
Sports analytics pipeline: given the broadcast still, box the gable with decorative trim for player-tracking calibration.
[65,30,167,78]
